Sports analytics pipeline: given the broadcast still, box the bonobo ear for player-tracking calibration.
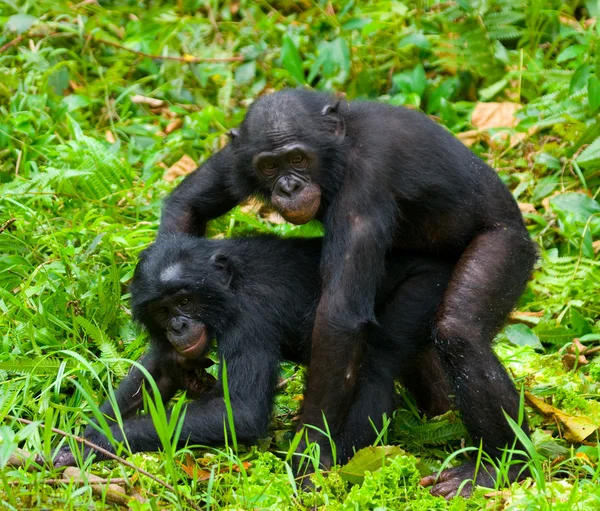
[226,128,240,140]
[321,100,346,139]
[210,252,235,287]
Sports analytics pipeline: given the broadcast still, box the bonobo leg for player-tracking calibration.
[337,256,453,463]
[421,228,537,498]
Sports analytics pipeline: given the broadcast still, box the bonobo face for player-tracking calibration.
[131,236,235,360]
[150,292,209,359]
[253,143,321,224]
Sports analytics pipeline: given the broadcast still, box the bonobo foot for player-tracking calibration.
[420,460,529,499]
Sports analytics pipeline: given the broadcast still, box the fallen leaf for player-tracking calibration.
[518,203,537,214]
[165,118,183,135]
[471,102,528,149]
[525,392,598,443]
[340,445,404,485]
[457,129,480,147]
[179,457,251,480]
[105,130,116,144]
[593,240,600,254]
[131,94,164,108]
[163,155,197,182]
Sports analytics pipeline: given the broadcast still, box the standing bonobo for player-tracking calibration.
[159,89,537,498]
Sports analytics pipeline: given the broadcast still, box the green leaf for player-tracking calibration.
[570,308,592,335]
[588,76,600,112]
[6,14,38,34]
[570,64,591,95]
[281,34,305,84]
[576,136,600,168]
[504,324,543,350]
[556,45,586,63]
[411,64,427,97]
[340,446,404,485]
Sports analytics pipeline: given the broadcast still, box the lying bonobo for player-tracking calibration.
[53,233,455,476]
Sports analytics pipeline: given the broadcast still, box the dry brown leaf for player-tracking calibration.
[131,94,164,108]
[471,102,529,149]
[165,118,183,135]
[105,130,116,144]
[179,456,251,480]
[472,102,521,130]
[63,467,130,506]
[163,155,197,182]
[593,240,600,254]
[457,129,480,147]
[525,392,598,443]
[518,203,537,214]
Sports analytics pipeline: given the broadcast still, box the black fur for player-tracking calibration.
[53,234,453,469]
[158,89,537,497]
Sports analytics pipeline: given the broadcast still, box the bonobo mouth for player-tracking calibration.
[272,183,321,224]
[169,324,209,360]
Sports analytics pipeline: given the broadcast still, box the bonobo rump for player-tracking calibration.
[159,88,537,497]
[53,234,453,473]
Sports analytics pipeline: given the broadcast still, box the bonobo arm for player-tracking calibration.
[299,172,398,460]
[88,348,181,429]
[159,146,245,236]
[52,347,182,467]
[60,331,279,463]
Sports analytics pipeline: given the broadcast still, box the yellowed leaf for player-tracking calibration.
[131,94,164,108]
[525,392,598,443]
[518,203,537,214]
[105,130,116,144]
[470,102,530,149]
[457,129,480,147]
[472,102,520,130]
[165,118,183,135]
[593,240,600,254]
[163,155,197,182]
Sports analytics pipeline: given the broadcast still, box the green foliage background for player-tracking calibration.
[1,0,600,509]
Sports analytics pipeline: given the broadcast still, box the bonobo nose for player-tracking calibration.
[279,177,299,197]
[169,317,188,335]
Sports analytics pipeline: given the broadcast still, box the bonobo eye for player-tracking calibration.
[179,297,190,308]
[261,161,278,177]
[156,306,168,316]
[290,154,309,170]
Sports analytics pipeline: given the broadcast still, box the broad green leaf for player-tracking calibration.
[340,446,404,485]
[281,34,304,84]
[576,136,600,168]
[504,324,543,350]
[587,76,600,112]
[6,14,37,34]
[557,44,586,63]
[570,64,591,95]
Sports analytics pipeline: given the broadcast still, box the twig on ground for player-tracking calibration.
[5,415,202,511]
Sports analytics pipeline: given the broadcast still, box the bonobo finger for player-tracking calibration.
[419,474,437,487]
[52,448,78,468]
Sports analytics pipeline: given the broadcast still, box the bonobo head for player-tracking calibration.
[130,235,237,360]
[229,89,346,224]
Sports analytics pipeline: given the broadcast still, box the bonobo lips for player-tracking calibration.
[272,183,321,224]
[171,324,209,359]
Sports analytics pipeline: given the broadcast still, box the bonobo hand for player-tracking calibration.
[420,461,529,499]
[45,429,117,469]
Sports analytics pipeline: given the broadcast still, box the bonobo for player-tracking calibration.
[159,89,537,497]
[53,234,453,470]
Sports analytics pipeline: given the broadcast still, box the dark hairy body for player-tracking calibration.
[54,234,453,473]
[158,89,537,498]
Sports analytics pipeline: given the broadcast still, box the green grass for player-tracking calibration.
[1,0,600,509]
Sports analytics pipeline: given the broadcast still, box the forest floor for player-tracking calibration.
[1,1,600,509]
